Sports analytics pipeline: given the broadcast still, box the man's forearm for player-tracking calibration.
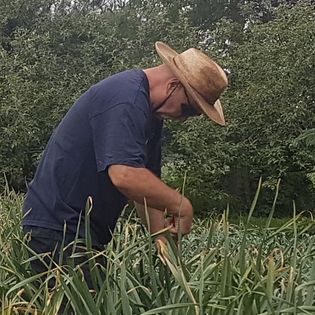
[134,202,166,234]
[108,165,189,215]
[109,164,193,235]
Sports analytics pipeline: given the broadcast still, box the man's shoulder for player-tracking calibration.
[94,69,148,94]
[89,69,150,116]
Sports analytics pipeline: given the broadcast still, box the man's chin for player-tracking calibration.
[154,113,187,122]
[154,113,164,121]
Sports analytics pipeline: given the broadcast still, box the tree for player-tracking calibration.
[0,0,198,191]
[164,0,315,215]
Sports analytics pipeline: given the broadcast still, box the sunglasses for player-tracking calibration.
[181,87,201,117]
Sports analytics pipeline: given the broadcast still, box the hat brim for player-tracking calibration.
[155,41,225,126]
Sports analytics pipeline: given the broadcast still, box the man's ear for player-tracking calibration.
[166,78,179,93]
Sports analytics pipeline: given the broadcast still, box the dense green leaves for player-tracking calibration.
[0,0,314,214]
[0,0,196,190]
[163,0,315,215]
[1,191,315,314]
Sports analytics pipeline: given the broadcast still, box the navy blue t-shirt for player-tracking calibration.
[23,69,163,245]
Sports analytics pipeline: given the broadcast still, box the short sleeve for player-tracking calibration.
[90,103,148,172]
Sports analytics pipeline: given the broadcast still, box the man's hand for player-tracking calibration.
[110,165,194,244]
[167,197,193,236]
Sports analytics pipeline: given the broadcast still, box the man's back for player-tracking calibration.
[23,69,162,245]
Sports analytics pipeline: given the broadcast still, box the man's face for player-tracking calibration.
[154,83,202,121]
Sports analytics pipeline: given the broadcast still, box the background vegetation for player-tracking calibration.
[0,0,314,216]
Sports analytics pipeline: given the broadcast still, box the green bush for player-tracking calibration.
[163,1,315,215]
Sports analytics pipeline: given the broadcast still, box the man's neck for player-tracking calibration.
[143,65,175,111]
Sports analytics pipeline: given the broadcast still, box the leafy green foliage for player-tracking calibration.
[0,0,196,190]
[0,0,313,216]
[164,0,315,215]
[1,191,315,314]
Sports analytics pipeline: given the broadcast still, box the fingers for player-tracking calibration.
[166,215,192,235]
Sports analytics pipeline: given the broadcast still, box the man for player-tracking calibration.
[22,41,228,285]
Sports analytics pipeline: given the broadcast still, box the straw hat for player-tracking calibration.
[155,41,228,125]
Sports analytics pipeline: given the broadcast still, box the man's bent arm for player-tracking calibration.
[108,165,193,235]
